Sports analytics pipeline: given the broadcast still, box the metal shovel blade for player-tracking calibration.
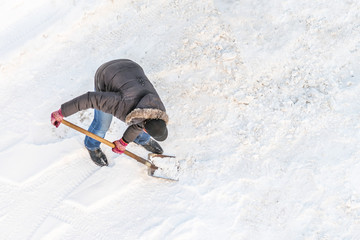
[147,154,179,181]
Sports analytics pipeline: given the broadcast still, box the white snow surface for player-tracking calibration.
[0,0,360,239]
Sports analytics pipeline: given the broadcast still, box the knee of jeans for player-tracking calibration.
[135,134,150,145]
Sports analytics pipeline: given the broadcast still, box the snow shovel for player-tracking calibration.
[61,119,178,181]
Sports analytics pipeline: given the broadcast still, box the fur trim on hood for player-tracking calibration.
[125,108,169,125]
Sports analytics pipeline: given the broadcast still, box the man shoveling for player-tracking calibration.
[51,59,168,167]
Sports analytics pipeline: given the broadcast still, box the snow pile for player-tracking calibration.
[0,0,359,239]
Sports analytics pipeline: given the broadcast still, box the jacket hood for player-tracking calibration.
[125,108,169,125]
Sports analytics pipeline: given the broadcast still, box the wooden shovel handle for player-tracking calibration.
[62,119,114,148]
[62,119,156,169]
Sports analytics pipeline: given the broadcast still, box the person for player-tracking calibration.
[51,59,168,167]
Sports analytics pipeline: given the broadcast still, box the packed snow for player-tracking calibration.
[0,0,359,239]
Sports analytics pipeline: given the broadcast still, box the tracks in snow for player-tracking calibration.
[0,148,99,240]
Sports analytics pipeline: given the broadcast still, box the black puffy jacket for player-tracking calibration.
[61,59,168,142]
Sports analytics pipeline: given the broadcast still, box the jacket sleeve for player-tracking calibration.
[60,91,123,117]
[122,124,143,143]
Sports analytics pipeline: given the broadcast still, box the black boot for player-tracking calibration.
[87,148,108,167]
[139,139,163,154]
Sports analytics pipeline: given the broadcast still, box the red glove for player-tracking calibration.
[51,109,64,128]
[112,138,128,154]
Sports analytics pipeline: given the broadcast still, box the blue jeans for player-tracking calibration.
[84,109,150,150]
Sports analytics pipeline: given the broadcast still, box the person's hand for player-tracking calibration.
[51,109,63,128]
[112,138,128,154]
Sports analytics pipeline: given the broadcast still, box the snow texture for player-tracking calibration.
[0,0,360,239]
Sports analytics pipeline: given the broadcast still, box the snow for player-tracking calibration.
[0,0,360,239]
